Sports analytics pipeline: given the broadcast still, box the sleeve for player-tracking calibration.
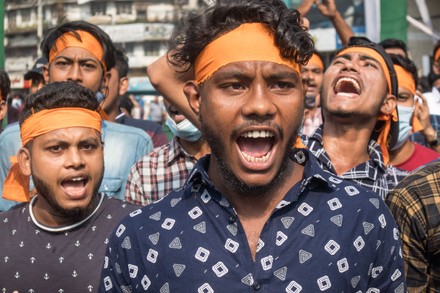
[386,187,429,292]
[125,163,144,205]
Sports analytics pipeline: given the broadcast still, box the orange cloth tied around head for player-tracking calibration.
[306,53,324,70]
[435,47,440,63]
[337,47,396,164]
[49,30,106,72]
[194,23,301,85]
[394,64,424,133]
[2,108,102,203]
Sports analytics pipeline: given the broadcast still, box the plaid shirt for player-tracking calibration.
[125,137,197,205]
[386,159,440,292]
[303,126,408,199]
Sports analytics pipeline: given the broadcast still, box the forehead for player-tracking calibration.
[211,60,301,79]
[52,46,99,61]
[33,127,101,143]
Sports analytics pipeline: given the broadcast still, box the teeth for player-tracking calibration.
[241,130,274,138]
[335,77,360,94]
[242,151,271,163]
[71,177,84,181]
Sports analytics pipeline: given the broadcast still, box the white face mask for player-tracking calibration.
[392,105,414,151]
[165,117,202,142]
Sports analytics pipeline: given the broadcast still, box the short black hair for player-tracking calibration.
[19,81,100,127]
[379,38,408,58]
[114,45,129,78]
[168,0,314,71]
[389,53,418,89]
[41,20,117,72]
[0,70,11,101]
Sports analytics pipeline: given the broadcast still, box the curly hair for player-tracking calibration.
[19,81,99,127]
[168,0,314,71]
[41,20,116,72]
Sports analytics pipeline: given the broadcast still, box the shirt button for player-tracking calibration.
[252,282,261,291]
[228,214,236,223]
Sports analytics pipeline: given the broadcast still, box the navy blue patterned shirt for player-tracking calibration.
[100,150,406,292]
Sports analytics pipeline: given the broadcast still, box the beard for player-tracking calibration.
[200,116,298,198]
[32,169,103,221]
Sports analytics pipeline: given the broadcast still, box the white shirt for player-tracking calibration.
[424,86,440,115]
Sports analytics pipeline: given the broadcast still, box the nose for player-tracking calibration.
[241,84,276,120]
[67,62,83,83]
[340,59,359,73]
[65,148,85,169]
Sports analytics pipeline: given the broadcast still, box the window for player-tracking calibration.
[116,2,132,15]
[21,9,31,24]
[91,2,107,16]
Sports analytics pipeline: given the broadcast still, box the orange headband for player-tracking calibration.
[306,53,324,70]
[3,108,102,203]
[434,47,440,63]
[21,108,101,146]
[394,65,416,95]
[49,30,106,72]
[194,23,301,85]
[337,47,392,95]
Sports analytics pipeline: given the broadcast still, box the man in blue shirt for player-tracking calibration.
[0,21,152,210]
[100,0,406,291]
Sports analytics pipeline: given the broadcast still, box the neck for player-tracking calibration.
[105,107,120,122]
[179,138,210,159]
[389,140,414,166]
[32,194,100,228]
[321,122,374,175]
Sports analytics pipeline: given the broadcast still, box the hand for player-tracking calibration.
[296,0,315,16]
[315,0,338,18]
[414,91,436,139]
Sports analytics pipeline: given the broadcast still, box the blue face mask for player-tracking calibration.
[165,117,202,142]
[392,105,414,151]
[96,91,105,103]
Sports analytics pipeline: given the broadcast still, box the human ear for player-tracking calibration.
[380,94,397,115]
[119,77,129,96]
[0,100,7,121]
[184,81,202,116]
[17,147,31,177]
[43,64,50,84]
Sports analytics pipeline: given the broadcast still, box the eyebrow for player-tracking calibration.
[335,53,381,65]
[53,56,99,64]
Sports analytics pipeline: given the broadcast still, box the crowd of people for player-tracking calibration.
[0,0,439,292]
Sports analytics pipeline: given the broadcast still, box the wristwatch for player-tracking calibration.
[428,130,440,147]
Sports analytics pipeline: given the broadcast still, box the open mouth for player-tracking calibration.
[236,130,275,163]
[334,77,361,96]
[61,176,89,197]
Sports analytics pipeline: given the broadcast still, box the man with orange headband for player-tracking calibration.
[388,54,439,171]
[303,36,406,199]
[100,1,405,291]
[0,82,139,291]
[301,51,325,136]
[0,20,153,211]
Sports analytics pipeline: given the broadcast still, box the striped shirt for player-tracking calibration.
[386,159,440,292]
[125,137,197,205]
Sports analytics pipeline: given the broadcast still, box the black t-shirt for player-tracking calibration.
[0,194,139,293]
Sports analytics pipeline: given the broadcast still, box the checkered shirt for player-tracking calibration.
[386,159,440,292]
[303,126,408,200]
[125,137,197,205]
[411,114,440,147]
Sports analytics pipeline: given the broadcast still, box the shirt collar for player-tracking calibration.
[307,125,387,179]
[167,137,195,165]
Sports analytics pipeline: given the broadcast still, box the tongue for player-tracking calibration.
[62,180,85,195]
[238,137,272,157]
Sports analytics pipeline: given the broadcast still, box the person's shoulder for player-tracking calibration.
[0,202,29,224]
[122,116,162,132]
[0,122,20,141]
[102,120,151,138]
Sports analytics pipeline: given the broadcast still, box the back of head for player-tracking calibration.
[40,20,116,71]
[19,81,100,127]
[169,0,314,70]
[114,45,129,78]
[379,38,408,58]
[0,70,11,101]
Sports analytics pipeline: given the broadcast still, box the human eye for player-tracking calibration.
[364,60,379,69]
[80,142,98,152]
[81,62,97,71]
[273,81,294,89]
[54,60,70,68]
[46,144,64,153]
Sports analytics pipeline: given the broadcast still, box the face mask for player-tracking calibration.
[166,117,202,142]
[96,91,105,103]
[391,105,414,151]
